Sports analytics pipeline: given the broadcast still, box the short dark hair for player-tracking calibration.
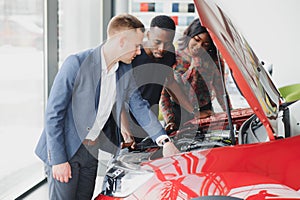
[108,14,145,36]
[150,15,176,31]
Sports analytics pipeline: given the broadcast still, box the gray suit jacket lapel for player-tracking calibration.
[72,46,102,141]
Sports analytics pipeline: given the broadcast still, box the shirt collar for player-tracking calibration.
[101,47,119,74]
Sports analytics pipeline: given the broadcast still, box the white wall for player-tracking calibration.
[59,0,101,63]
[213,0,300,88]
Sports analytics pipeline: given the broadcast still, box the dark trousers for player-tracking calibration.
[45,144,99,200]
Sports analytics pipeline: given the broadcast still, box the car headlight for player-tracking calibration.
[102,162,154,197]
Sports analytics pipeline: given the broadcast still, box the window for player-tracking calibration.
[0,0,45,198]
[58,0,102,65]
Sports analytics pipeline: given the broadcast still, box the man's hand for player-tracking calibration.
[52,162,72,183]
[120,107,136,149]
[162,141,180,157]
[121,133,135,149]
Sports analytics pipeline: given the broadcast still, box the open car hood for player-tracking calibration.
[194,0,282,138]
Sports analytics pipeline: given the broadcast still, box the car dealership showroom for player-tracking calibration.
[1,0,300,199]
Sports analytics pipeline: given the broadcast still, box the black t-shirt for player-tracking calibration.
[132,48,176,114]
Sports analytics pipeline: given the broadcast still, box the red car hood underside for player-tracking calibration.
[194,0,282,140]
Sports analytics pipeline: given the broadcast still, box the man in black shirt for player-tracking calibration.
[121,15,195,147]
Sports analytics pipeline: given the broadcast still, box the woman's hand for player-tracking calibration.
[194,110,214,119]
[165,122,177,132]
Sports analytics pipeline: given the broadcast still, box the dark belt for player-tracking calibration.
[83,137,99,146]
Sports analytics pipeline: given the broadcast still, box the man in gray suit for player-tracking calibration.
[35,14,179,200]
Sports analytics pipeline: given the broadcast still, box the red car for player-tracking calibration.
[95,0,300,199]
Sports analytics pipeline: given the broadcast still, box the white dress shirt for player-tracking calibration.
[85,47,118,141]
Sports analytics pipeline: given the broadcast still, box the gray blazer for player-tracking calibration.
[35,45,166,165]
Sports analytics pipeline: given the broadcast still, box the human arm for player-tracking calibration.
[159,87,177,131]
[127,89,179,156]
[125,68,179,156]
[45,55,80,181]
[45,56,81,165]
[164,70,194,115]
[120,107,135,148]
[179,53,215,119]
[163,55,204,122]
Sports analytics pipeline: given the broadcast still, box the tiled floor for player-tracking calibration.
[22,176,104,200]
[21,181,48,200]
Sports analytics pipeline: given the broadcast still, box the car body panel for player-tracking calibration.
[97,135,300,199]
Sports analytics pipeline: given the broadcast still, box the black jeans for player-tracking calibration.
[45,144,99,200]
